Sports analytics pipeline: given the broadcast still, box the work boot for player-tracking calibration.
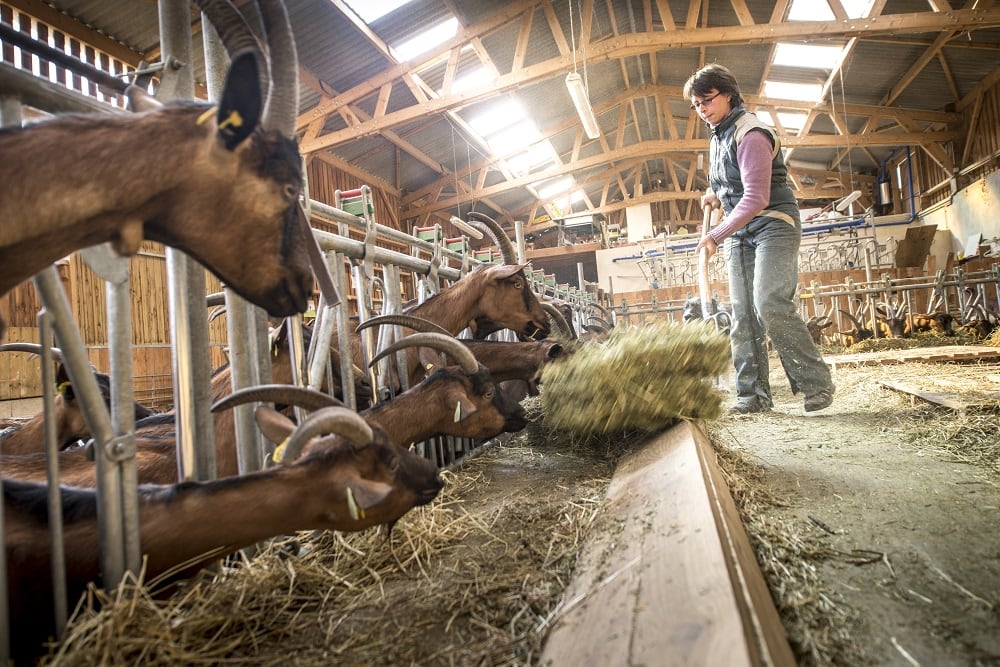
[728,398,770,415]
[804,385,835,412]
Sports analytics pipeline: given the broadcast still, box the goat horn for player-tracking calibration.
[541,302,572,339]
[355,314,451,337]
[0,343,63,360]
[206,291,226,308]
[192,0,267,95]
[591,301,615,322]
[588,316,612,331]
[467,211,517,265]
[281,406,374,464]
[369,332,479,375]
[211,384,344,413]
[256,0,298,136]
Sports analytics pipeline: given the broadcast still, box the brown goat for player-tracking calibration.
[905,310,954,336]
[0,360,155,456]
[805,315,834,345]
[3,406,443,662]
[0,0,315,342]
[837,309,874,348]
[1,332,526,486]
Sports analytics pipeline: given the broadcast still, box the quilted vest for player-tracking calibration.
[708,108,797,218]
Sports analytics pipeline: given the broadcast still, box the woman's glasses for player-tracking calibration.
[690,93,720,110]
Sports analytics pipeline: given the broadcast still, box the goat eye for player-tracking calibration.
[512,278,522,289]
[282,183,298,201]
[484,388,495,400]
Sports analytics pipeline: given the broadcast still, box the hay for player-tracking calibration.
[41,428,614,667]
[540,321,730,433]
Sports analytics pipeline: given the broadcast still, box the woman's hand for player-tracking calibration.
[701,192,720,209]
[696,235,718,258]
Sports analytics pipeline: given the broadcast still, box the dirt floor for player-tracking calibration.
[706,355,1000,667]
[40,350,1000,666]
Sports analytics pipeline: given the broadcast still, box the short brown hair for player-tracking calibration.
[683,63,744,108]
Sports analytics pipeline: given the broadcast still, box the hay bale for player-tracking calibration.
[540,321,730,433]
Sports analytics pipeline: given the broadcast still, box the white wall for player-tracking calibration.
[920,169,1000,262]
[595,170,1000,292]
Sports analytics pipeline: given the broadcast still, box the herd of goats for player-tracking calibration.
[0,0,619,659]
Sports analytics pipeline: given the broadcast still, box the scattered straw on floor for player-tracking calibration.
[42,424,616,667]
[541,321,730,433]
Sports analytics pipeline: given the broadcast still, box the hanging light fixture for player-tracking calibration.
[449,216,485,239]
[566,0,600,140]
[566,72,600,139]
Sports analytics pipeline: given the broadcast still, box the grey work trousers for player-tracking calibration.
[724,215,832,406]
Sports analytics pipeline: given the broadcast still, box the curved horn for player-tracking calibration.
[256,0,299,136]
[838,309,866,330]
[541,302,572,339]
[355,314,451,337]
[282,406,374,463]
[468,211,517,265]
[211,384,344,413]
[587,316,612,331]
[369,332,479,375]
[591,301,615,322]
[0,343,63,360]
[192,0,267,93]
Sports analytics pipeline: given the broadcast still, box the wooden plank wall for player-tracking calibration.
[0,242,227,410]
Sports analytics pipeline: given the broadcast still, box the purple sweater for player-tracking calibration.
[708,130,773,244]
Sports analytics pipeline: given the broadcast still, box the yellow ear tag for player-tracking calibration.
[271,437,289,464]
[56,381,72,396]
[196,107,218,126]
[346,487,365,521]
[218,109,244,131]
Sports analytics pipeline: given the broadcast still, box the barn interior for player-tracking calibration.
[1,0,999,665]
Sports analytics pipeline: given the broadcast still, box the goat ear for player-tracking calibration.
[348,479,394,518]
[491,263,528,280]
[216,51,263,151]
[254,406,296,445]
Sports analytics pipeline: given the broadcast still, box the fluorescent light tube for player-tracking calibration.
[449,216,485,239]
[565,72,600,140]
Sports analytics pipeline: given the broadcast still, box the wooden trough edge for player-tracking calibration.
[540,421,795,667]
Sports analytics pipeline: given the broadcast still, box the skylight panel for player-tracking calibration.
[756,110,808,131]
[487,122,542,157]
[788,0,872,21]
[534,176,575,200]
[446,67,496,96]
[773,43,844,70]
[465,98,527,136]
[392,17,459,62]
[506,143,555,175]
[763,81,823,102]
[341,0,412,23]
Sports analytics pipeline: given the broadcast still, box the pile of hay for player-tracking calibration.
[540,321,730,433]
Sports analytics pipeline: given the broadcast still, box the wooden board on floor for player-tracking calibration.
[877,379,1000,411]
[540,421,794,667]
[824,345,1000,369]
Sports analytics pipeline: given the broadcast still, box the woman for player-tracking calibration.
[687,63,834,414]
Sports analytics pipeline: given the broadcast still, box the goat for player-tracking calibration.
[837,309,874,348]
[0,348,155,455]
[3,406,443,662]
[2,332,526,486]
[804,315,834,346]
[956,304,1000,340]
[873,302,908,338]
[0,0,316,342]
[905,310,954,336]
